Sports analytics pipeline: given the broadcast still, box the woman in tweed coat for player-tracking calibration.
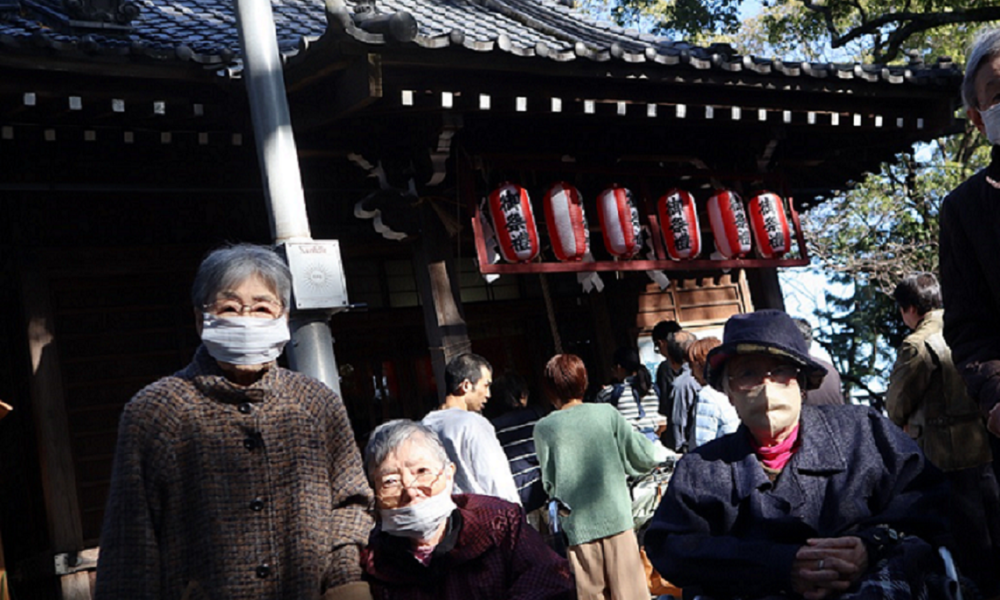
[95,244,375,600]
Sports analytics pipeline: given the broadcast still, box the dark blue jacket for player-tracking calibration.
[644,405,949,598]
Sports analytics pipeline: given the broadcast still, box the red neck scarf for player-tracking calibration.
[750,423,800,471]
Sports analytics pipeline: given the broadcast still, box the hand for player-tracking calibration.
[988,404,1000,437]
[791,537,869,600]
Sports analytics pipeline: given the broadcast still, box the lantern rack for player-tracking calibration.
[468,194,811,275]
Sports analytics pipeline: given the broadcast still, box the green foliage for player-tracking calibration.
[802,127,989,395]
[589,0,1000,63]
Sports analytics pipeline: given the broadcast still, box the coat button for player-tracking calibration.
[256,564,270,578]
[238,403,253,415]
[249,498,265,511]
[243,437,257,450]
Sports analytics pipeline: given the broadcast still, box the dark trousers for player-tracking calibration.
[946,462,1000,598]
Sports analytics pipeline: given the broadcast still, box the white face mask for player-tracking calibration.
[981,102,1000,145]
[200,314,290,365]
[378,482,456,541]
[732,381,802,446]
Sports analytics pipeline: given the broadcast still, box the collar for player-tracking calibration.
[732,406,849,500]
[182,345,280,405]
[366,495,503,583]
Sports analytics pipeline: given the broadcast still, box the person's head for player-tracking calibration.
[364,420,457,538]
[963,28,1000,143]
[489,371,529,415]
[666,330,696,367]
[893,272,942,330]
[706,310,828,446]
[542,354,588,408]
[686,337,721,387]
[612,346,641,377]
[444,353,493,412]
[192,243,292,380]
[652,320,683,356]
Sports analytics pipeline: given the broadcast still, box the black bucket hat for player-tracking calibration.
[705,309,828,391]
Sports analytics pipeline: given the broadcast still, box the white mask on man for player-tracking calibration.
[378,481,457,541]
[200,314,290,365]
[981,102,1000,145]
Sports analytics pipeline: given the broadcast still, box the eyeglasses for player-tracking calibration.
[375,465,446,508]
[728,365,801,392]
[205,298,284,319]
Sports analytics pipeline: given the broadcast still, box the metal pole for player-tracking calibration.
[233,0,342,396]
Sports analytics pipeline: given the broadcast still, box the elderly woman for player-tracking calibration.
[644,310,951,600]
[534,353,667,600]
[96,244,374,600]
[361,419,575,600]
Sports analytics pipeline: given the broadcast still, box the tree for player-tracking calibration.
[595,0,1000,63]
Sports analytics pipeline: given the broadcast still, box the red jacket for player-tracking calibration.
[362,494,575,600]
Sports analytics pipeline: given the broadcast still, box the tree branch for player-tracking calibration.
[797,5,1000,62]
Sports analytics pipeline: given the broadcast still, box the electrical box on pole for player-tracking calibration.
[280,241,349,312]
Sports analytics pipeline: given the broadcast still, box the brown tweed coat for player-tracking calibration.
[95,346,374,600]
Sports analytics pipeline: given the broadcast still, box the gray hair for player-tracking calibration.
[191,243,292,309]
[963,28,1000,109]
[363,419,450,483]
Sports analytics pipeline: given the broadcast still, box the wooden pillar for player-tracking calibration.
[745,267,784,311]
[19,258,88,599]
[412,201,471,404]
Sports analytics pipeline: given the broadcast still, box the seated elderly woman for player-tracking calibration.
[644,309,952,600]
[361,419,575,600]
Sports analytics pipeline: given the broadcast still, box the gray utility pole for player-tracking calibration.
[233,0,343,395]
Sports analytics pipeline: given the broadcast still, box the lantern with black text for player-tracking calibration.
[597,185,642,259]
[488,182,540,263]
[543,181,589,262]
[658,188,701,260]
[748,191,792,258]
[707,189,751,258]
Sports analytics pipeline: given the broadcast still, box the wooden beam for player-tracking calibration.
[18,256,85,555]
[292,54,382,130]
[411,201,470,402]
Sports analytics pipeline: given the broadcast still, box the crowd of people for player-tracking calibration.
[92,26,1000,600]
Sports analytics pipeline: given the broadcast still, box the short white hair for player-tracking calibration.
[363,419,450,484]
[963,28,1000,109]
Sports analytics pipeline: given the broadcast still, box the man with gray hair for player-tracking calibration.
[96,243,374,600]
[664,330,700,452]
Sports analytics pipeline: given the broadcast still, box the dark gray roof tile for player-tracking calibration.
[0,0,961,87]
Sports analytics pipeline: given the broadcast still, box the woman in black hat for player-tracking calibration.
[644,309,953,600]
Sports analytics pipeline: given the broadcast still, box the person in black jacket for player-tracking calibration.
[940,27,1000,441]
[644,310,951,600]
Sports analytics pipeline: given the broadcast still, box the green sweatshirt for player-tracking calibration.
[534,403,665,546]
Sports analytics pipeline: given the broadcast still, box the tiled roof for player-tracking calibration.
[0,0,961,85]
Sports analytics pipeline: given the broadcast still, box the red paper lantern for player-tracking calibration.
[748,191,792,258]
[707,189,751,258]
[597,185,642,259]
[657,188,701,260]
[488,182,540,263]
[543,182,589,262]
